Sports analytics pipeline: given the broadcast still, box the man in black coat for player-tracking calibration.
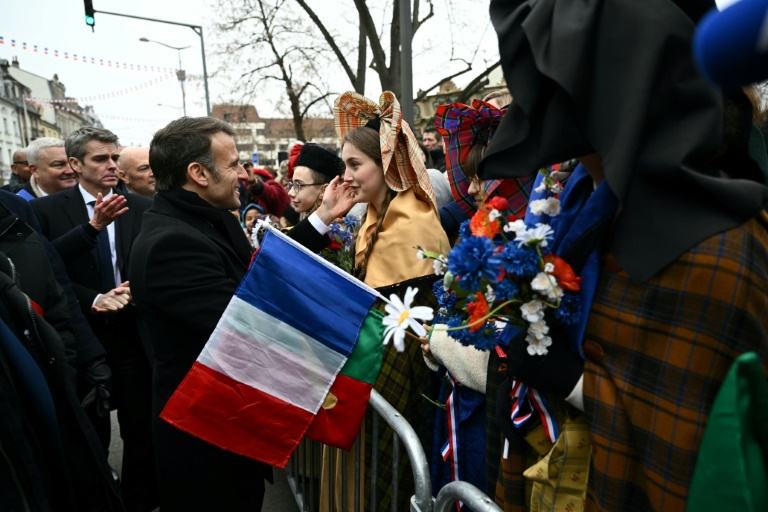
[30,127,157,512]
[129,116,354,510]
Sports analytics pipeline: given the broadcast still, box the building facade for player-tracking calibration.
[212,103,337,168]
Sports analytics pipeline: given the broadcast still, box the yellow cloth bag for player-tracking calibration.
[523,414,590,512]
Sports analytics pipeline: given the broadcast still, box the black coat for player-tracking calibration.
[0,190,106,367]
[0,252,123,511]
[129,188,328,511]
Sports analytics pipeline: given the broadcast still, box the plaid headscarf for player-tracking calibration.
[435,99,506,216]
[334,91,437,210]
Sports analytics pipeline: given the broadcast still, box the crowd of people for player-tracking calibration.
[2,0,768,511]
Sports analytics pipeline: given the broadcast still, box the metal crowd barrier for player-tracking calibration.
[434,482,504,512]
[286,389,501,512]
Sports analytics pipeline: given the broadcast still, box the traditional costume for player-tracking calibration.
[482,0,768,510]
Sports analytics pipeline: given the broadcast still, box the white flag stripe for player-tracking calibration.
[198,296,347,414]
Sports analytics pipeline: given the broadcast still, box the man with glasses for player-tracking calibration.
[2,148,32,193]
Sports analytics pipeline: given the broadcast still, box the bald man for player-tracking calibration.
[1,149,32,193]
[117,146,155,198]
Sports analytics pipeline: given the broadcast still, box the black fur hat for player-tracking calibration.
[295,144,344,180]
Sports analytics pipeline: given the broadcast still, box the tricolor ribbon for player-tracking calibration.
[508,380,559,443]
[442,375,464,511]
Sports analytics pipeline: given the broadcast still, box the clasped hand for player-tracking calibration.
[92,281,131,313]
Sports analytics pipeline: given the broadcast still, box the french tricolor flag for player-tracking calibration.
[162,227,383,468]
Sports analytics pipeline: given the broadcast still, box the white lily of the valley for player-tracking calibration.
[382,287,434,352]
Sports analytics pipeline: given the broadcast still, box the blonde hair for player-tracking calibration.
[482,88,512,108]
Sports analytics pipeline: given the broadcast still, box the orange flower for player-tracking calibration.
[467,292,489,332]
[469,206,500,238]
[545,255,582,291]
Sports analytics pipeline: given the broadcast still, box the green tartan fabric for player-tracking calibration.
[583,212,768,511]
[364,275,441,511]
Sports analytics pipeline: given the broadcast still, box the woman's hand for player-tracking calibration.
[316,176,356,225]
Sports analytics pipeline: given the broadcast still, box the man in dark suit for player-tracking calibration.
[31,126,157,512]
[129,117,354,510]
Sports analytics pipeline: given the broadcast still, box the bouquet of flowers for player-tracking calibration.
[417,168,583,355]
[320,216,360,275]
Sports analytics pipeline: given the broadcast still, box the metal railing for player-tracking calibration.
[286,389,503,512]
[286,388,433,512]
[434,482,504,512]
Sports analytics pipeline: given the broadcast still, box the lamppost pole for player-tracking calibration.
[94,9,211,115]
[139,38,190,116]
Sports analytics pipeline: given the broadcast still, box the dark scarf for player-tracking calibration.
[480,0,768,283]
[159,186,253,266]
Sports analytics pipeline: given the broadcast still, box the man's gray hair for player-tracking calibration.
[65,127,119,162]
[27,137,65,166]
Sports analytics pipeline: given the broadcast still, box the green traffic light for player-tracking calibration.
[85,15,95,26]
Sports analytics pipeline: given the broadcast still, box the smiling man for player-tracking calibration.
[129,116,355,510]
[30,126,157,512]
[18,138,77,200]
[118,146,156,198]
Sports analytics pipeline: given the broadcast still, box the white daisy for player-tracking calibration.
[514,223,554,248]
[382,287,434,352]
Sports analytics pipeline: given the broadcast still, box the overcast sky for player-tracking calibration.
[0,0,737,146]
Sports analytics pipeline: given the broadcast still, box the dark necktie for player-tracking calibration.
[89,201,117,293]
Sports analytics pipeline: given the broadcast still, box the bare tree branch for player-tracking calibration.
[353,0,388,80]
[293,0,359,91]
[412,0,434,35]
[457,60,501,103]
[414,61,473,103]
[300,92,335,118]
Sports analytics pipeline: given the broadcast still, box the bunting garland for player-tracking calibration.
[31,101,173,124]
[0,35,177,74]
[24,75,175,104]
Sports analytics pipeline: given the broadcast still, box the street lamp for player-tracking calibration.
[157,103,183,115]
[140,37,191,116]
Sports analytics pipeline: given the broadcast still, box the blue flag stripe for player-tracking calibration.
[236,227,377,357]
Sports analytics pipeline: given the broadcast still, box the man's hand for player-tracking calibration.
[89,193,128,231]
[80,357,112,417]
[316,176,356,225]
[92,281,131,313]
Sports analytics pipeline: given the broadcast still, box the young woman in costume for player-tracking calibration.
[319,91,450,512]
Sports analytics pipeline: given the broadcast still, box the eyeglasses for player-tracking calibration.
[12,160,27,165]
[286,182,322,193]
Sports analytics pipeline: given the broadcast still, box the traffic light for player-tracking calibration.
[84,0,95,29]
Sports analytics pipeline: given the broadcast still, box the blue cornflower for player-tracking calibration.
[343,216,359,230]
[445,315,470,344]
[461,324,499,351]
[431,278,457,310]
[458,219,473,241]
[553,293,581,326]
[447,236,498,291]
[493,278,520,301]
[492,243,540,278]
[442,312,498,351]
